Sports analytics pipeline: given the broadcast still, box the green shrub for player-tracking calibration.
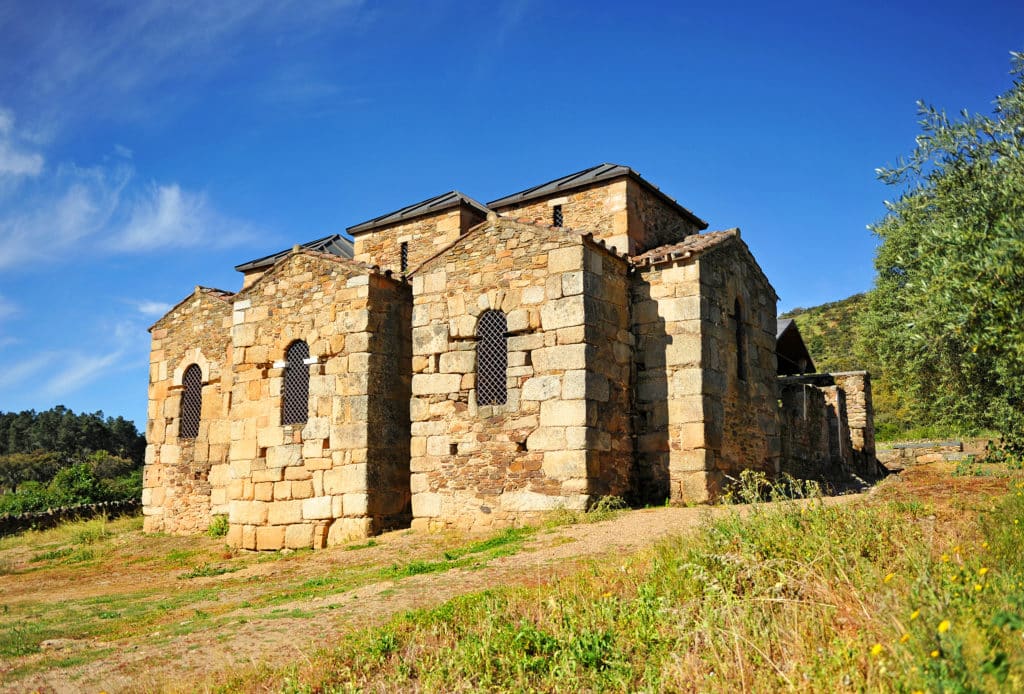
[207,515,229,538]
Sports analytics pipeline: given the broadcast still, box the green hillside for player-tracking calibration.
[781,294,915,440]
[781,293,869,374]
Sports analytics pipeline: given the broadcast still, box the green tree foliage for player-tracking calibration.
[0,406,145,463]
[864,52,1024,445]
[0,407,145,513]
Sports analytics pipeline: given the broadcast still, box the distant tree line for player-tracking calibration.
[0,406,145,515]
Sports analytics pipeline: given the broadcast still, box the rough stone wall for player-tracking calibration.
[353,207,486,275]
[143,289,232,534]
[581,245,633,498]
[777,381,836,480]
[820,385,853,472]
[496,179,699,257]
[698,242,780,489]
[625,179,701,255]
[408,217,625,531]
[778,372,880,480]
[494,180,630,253]
[365,276,413,528]
[631,259,704,504]
[223,252,410,550]
[835,372,876,474]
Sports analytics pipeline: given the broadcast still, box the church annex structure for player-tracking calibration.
[144,164,878,550]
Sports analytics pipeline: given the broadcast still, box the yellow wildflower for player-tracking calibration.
[884,572,895,583]
[975,584,983,592]
[900,633,911,643]
[910,610,920,620]
[938,620,951,634]
[871,643,884,657]
[982,541,989,549]
[941,554,950,562]
[931,650,940,658]
[979,567,989,576]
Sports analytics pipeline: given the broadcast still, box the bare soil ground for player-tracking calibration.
[0,463,1003,693]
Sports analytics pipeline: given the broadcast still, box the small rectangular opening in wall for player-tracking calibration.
[449,443,459,455]
[400,241,409,273]
[552,204,563,227]
[258,447,267,459]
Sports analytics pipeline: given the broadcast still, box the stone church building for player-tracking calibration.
[143,163,877,550]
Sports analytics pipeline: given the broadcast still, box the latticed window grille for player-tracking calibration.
[476,310,507,406]
[281,340,310,425]
[400,241,409,274]
[552,204,563,227]
[179,364,202,438]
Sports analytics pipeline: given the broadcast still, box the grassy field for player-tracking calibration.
[2,462,1022,692]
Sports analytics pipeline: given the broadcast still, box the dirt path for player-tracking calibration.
[6,493,869,693]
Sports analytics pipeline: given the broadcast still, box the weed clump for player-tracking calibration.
[206,515,229,538]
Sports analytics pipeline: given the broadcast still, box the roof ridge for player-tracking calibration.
[234,234,353,272]
[347,190,490,235]
[408,213,630,277]
[630,228,739,266]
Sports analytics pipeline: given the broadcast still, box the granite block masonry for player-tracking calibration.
[145,163,876,548]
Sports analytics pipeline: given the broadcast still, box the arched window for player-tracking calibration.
[179,364,203,438]
[281,340,310,425]
[733,298,747,382]
[476,310,507,406]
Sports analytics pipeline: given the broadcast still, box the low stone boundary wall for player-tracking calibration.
[0,499,141,537]
[877,439,988,469]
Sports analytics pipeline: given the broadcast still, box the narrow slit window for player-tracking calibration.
[734,299,747,382]
[179,364,202,438]
[281,340,310,425]
[552,204,563,227]
[400,241,409,274]
[476,310,507,406]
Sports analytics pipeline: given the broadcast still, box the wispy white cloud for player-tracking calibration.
[2,1,367,126]
[0,110,255,270]
[112,183,254,252]
[0,351,55,392]
[0,294,16,320]
[0,107,44,179]
[130,299,173,317]
[41,350,125,398]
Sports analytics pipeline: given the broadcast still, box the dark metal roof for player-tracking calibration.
[776,317,794,339]
[776,318,816,376]
[346,191,490,235]
[486,163,708,230]
[234,234,354,272]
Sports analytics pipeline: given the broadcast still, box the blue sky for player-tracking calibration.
[0,0,1021,427]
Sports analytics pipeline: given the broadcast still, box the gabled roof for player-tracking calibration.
[234,234,354,272]
[235,246,395,299]
[487,163,708,230]
[148,285,234,332]
[630,229,739,266]
[776,318,816,376]
[408,214,629,278]
[346,191,490,235]
[776,317,795,339]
